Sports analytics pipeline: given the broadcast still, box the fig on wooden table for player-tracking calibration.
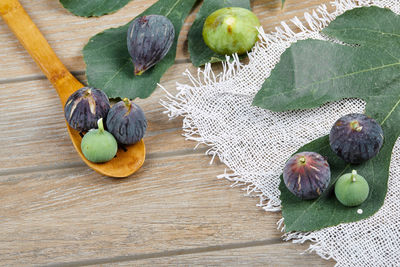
[283,152,331,200]
[106,98,147,145]
[329,113,384,164]
[64,87,110,132]
[81,118,118,163]
[127,15,175,75]
[202,7,260,55]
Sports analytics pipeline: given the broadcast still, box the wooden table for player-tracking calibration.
[0,0,336,265]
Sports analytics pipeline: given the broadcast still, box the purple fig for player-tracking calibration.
[64,87,110,132]
[106,98,147,145]
[283,152,331,200]
[127,15,174,75]
[329,113,384,164]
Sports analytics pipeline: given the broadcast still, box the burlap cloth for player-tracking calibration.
[161,0,400,265]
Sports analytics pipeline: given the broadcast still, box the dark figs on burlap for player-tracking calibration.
[283,152,331,200]
[127,15,175,75]
[106,98,147,145]
[64,87,110,132]
[329,113,384,164]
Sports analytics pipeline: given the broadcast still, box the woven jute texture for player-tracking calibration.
[161,1,400,266]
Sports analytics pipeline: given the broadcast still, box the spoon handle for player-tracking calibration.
[1,0,146,177]
[0,0,82,106]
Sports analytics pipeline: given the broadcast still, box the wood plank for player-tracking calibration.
[1,153,286,266]
[0,1,340,266]
[0,0,333,80]
[0,0,159,80]
[0,62,198,171]
[97,243,334,266]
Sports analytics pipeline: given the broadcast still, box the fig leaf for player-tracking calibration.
[253,6,400,232]
[188,0,251,67]
[83,0,197,99]
[59,0,131,17]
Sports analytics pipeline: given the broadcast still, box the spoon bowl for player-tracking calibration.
[0,0,145,177]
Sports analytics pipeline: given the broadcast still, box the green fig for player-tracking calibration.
[334,170,369,207]
[81,118,118,163]
[202,7,260,55]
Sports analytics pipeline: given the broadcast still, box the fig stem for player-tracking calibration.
[123,98,131,107]
[351,169,357,182]
[299,156,306,165]
[123,98,132,114]
[350,121,363,132]
[225,17,235,26]
[84,88,92,97]
[134,68,144,76]
[97,118,105,133]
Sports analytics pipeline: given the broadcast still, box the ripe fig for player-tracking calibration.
[106,98,147,145]
[202,7,260,55]
[64,87,110,132]
[335,170,369,207]
[81,118,118,163]
[127,15,175,75]
[283,152,331,200]
[329,113,384,164]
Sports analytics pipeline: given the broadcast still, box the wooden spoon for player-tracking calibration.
[0,0,145,177]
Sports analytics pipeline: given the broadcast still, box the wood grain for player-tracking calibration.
[1,154,280,265]
[0,63,198,171]
[0,0,82,93]
[0,0,147,177]
[0,0,337,265]
[0,0,334,81]
[99,243,332,266]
